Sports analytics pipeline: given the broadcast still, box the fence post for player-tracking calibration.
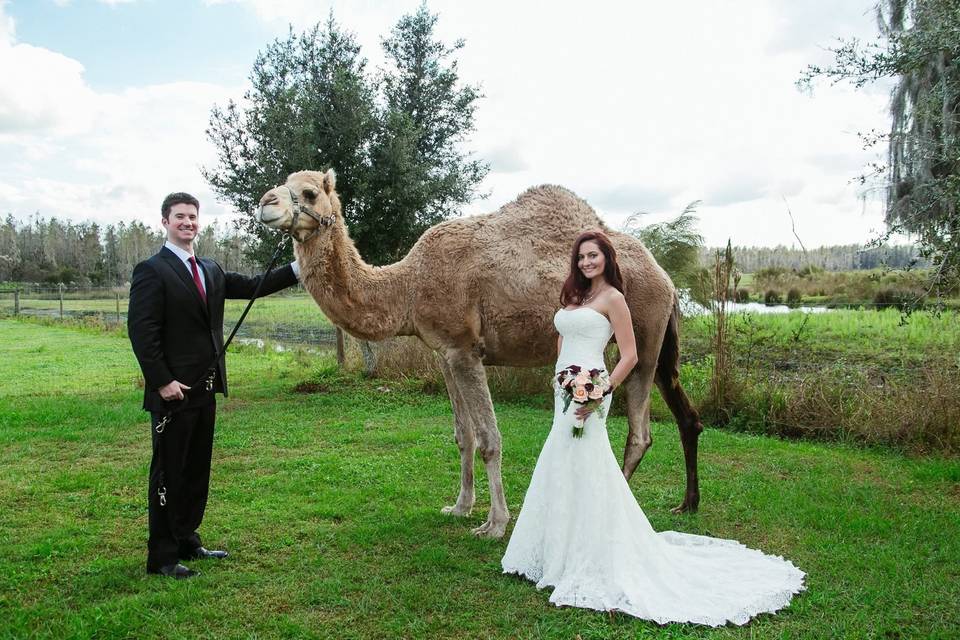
[116,292,121,323]
[336,326,345,367]
[59,283,64,319]
[13,288,19,315]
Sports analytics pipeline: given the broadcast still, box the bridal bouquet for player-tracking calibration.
[555,365,611,438]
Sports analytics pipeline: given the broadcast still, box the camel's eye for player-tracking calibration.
[303,188,318,201]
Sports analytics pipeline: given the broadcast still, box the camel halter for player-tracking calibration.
[285,185,336,243]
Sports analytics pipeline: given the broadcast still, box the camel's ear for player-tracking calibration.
[322,169,337,194]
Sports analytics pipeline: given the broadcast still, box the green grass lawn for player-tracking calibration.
[2,319,959,639]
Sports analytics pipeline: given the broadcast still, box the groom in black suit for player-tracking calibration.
[128,192,299,578]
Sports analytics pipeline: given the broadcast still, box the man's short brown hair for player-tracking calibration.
[161,192,200,219]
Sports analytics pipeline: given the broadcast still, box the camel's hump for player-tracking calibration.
[418,185,608,251]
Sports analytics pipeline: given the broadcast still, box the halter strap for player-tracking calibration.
[285,185,336,243]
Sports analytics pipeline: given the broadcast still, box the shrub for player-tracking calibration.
[755,266,787,279]
[764,289,782,304]
[735,288,750,303]
[874,288,920,310]
[786,288,802,304]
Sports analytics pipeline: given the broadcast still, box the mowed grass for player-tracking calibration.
[2,319,959,639]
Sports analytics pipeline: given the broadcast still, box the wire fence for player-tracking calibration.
[3,286,954,346]
[0,286,340,348]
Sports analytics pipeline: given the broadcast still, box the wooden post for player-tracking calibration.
[59,284,64,319]
[14,288,19,315]
[336,326,346,367]
[116,292,121,323]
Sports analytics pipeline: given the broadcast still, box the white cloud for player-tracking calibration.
[1,0,901,251]
[484,143,528,174]
[588,184,675,214]
[0,8,97,135]
[768,0,879,54]
[1,78,242,225]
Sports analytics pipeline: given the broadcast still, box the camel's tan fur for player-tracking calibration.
[258,170,703,538]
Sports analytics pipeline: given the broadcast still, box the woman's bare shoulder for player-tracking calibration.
[593,287,625,317]
[602,287,627,307]
[606,288,625,302]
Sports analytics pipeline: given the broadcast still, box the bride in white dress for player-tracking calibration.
[501,230,805,626]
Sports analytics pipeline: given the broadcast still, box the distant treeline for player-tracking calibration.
[700,244,928,273]
[0,213,929,287]
[0,215,257,286]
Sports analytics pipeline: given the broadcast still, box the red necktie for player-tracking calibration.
[188,256,207,304]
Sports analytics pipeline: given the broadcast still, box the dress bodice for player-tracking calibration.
[554,307,614,372]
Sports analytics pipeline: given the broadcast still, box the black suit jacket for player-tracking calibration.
[128,246,298,412]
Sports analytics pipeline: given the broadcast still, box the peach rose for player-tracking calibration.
[572,385,589,402]
[588,385,604,400]
[574,373,590,386]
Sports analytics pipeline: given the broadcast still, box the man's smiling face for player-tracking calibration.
[163,203,200,250]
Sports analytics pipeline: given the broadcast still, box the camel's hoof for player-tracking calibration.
[670,499,699,515]
[471,519,507,539]
[441,504,473,517]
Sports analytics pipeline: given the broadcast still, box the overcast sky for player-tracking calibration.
[0,0,900,249]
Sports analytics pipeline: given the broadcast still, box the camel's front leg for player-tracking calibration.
[438,355,476,516]
[447,348,509,538]
[622,367,656,481]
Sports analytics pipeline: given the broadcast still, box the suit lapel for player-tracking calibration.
[159,247,210,316]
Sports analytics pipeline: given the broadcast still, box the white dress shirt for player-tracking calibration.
[164,241,207,296]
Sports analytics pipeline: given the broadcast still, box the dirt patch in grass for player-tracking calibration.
[293,381,330,394]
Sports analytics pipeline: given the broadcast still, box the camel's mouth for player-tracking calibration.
[257,204,290,229]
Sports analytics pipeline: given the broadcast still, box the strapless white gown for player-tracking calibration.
[501,307,805,626]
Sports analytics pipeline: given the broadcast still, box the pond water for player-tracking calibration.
[679,295,833,316]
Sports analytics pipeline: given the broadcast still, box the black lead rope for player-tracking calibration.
[154,234,291,507]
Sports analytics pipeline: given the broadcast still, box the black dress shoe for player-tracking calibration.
[182,546,228,560]
[148,563,198,579]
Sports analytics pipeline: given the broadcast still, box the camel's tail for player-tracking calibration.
[654,293,703,434]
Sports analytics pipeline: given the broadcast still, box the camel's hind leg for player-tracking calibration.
[438,355,476,517]
[621,363,657,481]
[446,347,509,538]
[655,300,703,514]
[656,370,702,514]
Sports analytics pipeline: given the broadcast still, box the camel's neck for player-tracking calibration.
[294,223,414,341]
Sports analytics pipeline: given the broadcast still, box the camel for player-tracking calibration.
[257,169,703,538]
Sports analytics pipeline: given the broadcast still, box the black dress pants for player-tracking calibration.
[147,402,216,571]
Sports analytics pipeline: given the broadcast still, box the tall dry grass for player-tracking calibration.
[699,241,738,423]
[727,366,960,452]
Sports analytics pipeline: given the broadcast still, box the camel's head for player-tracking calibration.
[257,169,340,242]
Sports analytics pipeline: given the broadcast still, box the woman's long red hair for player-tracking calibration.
[560,230,625,307]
